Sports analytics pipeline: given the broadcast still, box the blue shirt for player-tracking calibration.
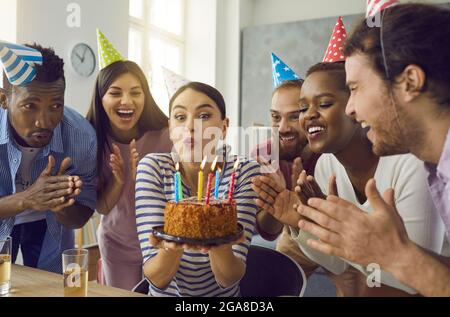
[0,106,97,273]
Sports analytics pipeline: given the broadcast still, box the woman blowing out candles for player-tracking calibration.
[134,82,260,297]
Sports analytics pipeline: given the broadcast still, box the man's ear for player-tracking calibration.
[398,64,426,103]
[0,88,8,110]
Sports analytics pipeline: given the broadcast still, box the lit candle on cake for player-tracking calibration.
[205,156,218,205]
[228,158,240,203]
[214,167,221,199]
[174,163,182,202]
[198,156,207,202]
[174,164,179,202]
[178,166,183,201]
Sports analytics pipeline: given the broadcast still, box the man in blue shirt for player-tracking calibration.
[0,43,97,273]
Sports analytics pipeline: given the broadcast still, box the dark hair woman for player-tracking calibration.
[135,82,260,297]
[86,59,171,291]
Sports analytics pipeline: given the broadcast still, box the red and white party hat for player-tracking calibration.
[366,0,399,18]
[323,17,347,63]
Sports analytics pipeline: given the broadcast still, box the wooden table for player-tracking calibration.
[4,265,147,297]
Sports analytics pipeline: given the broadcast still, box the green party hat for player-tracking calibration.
[97,29,124,70]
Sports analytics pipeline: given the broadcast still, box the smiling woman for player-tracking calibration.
[299,62,357,155]
[86,34,172,290]
[100,72,146,141]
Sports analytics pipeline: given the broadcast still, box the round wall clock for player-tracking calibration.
[70,43,96,77]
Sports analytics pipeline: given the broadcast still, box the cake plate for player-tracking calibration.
[152,224,244,247]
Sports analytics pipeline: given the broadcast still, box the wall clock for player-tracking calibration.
[70,43,96,77]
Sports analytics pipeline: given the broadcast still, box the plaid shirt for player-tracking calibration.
[0,106,97,273]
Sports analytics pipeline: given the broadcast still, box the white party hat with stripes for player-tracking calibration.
[0,40,43,86]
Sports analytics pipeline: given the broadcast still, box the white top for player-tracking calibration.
[14,145,46,225]
[291,153,447,294]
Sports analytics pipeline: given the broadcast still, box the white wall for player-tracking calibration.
[0,0,17,43]
[213,0,256,127]
[251,0,365,26]
[251,0,450,26]
[213,0,366,126]
[212,0,450,126]
[16,0,129,116]
[0,0,17,88]
[213,0,368,127]
[184,0,245,127]
[215,0,240,127]
[185,0,217,85]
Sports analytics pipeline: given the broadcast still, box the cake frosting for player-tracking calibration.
[164,197,237,239]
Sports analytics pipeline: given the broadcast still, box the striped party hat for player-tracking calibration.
[0,40,43,86]
[366,0,398,18]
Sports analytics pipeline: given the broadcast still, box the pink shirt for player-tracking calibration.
[98,128,172,263]
[425,127,450,242]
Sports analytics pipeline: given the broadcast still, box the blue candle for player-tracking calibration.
[178,172,183,200]
[174,163,181,202]
[174,172,179,202]
[214,168,221,199]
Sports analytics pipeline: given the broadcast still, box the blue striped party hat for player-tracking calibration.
[0,40,43,86]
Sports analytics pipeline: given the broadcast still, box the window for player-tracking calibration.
[129,0,186,115]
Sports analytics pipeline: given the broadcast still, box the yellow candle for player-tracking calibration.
[198,156,207,201]
[197,170,203,201]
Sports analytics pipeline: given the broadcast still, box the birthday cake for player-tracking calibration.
[164,197,238,239]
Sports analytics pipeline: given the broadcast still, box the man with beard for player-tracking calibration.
[296,3,450,296]
[255,76,320,265]
[0,42,96,273]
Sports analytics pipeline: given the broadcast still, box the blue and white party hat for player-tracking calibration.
[0,40,43,86]
[271,53,300,88]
